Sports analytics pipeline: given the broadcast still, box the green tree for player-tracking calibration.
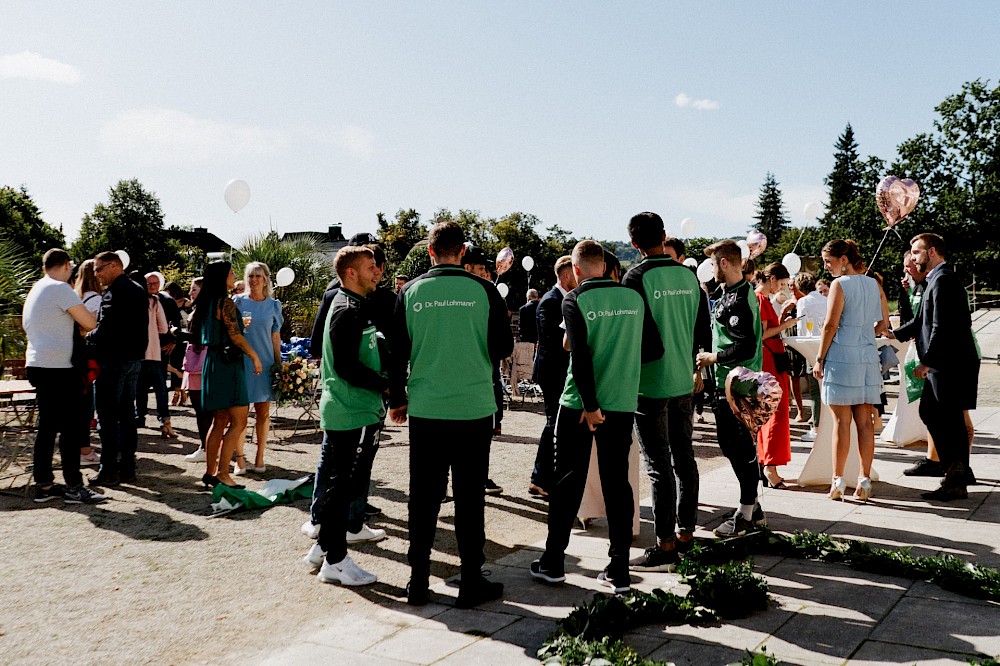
[70,179,184,272]
[377,208,427,271]
[0,185,66,266]
[0,237,35,364]
[826,124,864,213]
[231,231,335,338]
[751,172,791,253]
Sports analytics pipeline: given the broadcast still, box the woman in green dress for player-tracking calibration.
[190,261,262,488]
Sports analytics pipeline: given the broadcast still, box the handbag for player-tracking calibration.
[767,344,791,375]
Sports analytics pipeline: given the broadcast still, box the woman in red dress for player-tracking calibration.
[754,263,799,488]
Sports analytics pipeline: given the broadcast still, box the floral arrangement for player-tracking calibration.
[725,366,783,435]
[272,354,316,405]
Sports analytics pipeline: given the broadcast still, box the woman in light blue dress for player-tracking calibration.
[232,262,284,474]
[813,240,889,502]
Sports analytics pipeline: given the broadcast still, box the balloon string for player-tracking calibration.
[865,228,894,276]
[791,227,805,254]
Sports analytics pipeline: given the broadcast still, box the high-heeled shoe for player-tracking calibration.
[161,420,179,439]
[854,477,873,502]
[216,478,245,490]
[829,476,846,501]
[202,474,219,488]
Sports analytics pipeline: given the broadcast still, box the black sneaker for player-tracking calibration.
[64,486,108,505]
[629,546,680,572]
[456,576,504,608]
[529,559,566,584]
[119,471,138,484]
[965,466,977,486]
[596,568,631,594]
[484,479,503,495]
[90,471,119,487]
[33,484,66,503]
[406,580,430,606]
[364,503,383,517]
[903,458,945,477]
[751,503,766,528]
[713,510,757,538]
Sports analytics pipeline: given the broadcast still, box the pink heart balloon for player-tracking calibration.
[876,176,920,228]
[746,230,768,259]
[495,247,514,275]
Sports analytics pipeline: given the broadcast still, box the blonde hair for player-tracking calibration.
[243,261,274,299]
[74,259,102,298]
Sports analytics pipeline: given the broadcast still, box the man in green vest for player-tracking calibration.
[696,239,765,538]
[623,212,711,571]
[389,221,514,608]
[530,240,661,594]
[305,246,387,587]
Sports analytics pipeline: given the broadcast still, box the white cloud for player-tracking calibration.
[674,91,720,111]
[100,109,289,164]
[333,124,375,160]
[668,186,756,225]
[0,51,80,84]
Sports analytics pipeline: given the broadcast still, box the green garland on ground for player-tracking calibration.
[537,529,1000,666]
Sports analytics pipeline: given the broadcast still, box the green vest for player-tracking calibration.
[402,267,497,420]
[712,281,763,377]
[635,256,701,399]
[319,292,385,431]
[560,279,645,413]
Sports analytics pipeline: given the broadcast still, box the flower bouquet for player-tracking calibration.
[724,366,783,436]
[272,354,316,405]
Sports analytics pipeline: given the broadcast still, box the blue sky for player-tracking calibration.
[2,2,997,248]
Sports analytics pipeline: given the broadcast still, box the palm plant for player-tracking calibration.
[0,237,35,367]
[230,231,335,338]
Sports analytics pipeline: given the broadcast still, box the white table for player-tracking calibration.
[784,337,900,487]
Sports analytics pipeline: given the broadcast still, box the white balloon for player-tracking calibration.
[275,266,295,287]
[683,257,698,268]
[497,283,509,298]
[224,179,251,213]
[679,218,696,237]
[782,252,802,275]
[804,201,822,220]
[737,239,750,260]
[115,249,130,270]
[521,256,534,272]
[696,259,715,283]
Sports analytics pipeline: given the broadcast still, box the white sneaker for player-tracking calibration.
[317,555,376,586]
[346,524,386,544]
[800,430,817,442]
[304,543,326,568]
[184,448,207,462]
[301,519,321,539]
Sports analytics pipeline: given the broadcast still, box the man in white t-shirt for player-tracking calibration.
[22,248,105,504]
[794,273,828,441]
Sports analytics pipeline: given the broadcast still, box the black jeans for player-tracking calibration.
[408,415,492,583]
[187,389,212,448]
[26,366,83,488]
[316,424,382,563]
[530,374,563,489]
[635,394,699,542]
[309,423,381,531]
[136,359,169,423]
[542,407,634,571]
[919,375,970,473]
[96,360,142,476]
[712,390,760,505]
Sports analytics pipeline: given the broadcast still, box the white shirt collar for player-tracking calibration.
[556,284,569,296]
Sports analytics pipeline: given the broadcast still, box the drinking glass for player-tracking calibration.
[805,319,815,336]
[242,311,253,329]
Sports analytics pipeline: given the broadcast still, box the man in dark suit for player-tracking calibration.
[894,233,979,501]
[528,256,577,497]
[518,290,540,344]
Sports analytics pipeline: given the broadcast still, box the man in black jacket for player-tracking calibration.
[894,233,979,500]
[87,251,148,485]
[528,256,577,497]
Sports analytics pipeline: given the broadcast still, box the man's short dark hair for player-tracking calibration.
[395,274,409,282]
[428,221,465,257]
[704,239,742,266]
[94,250,122,267]
[42,248,71,270]
[627,212,665,251]
[365,243,386,268]
[603,249,621,280]
[911,232,946,258]
[663,236,686,259]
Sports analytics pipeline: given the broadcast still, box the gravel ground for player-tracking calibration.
[6,366,993,664]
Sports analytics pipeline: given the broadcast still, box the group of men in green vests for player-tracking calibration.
[305,214,767,604]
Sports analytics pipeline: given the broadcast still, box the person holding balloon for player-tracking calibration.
[231,262,284,475]
[812,240,888,502]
